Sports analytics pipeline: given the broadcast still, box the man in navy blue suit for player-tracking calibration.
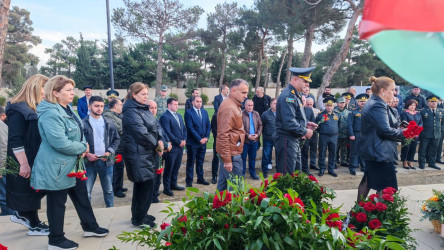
[160,98,187,196]
[213,85,229,113]
[184,96,211,187]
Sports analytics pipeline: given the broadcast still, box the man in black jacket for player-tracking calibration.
[301,96,316,175]
[83,96,120,207]
[261,98,277,178]
[185,89,204,111]
[253,87,271,117]
[404,86,426,110]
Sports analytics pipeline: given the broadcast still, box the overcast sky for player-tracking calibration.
[13,0,328,67]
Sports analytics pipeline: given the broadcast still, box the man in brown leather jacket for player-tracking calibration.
[216,79,249,191]
[241,99,262,180]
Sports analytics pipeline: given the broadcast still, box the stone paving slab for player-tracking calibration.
[1,186,443,249]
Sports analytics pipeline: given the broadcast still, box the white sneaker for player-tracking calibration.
[28,222,50,236]
[267,164,272,170]
[10,212,31,228]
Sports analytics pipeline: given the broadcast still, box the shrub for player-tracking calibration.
[0,96,6,107]
[72,95,79,106]
[117,178,406,249]
[169,93,178,100]
[200,93,208,105]
[334,92,341,99]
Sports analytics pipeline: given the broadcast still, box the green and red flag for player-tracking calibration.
[359,0,444,96]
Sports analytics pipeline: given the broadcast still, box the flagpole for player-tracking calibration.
[106,0,115,90]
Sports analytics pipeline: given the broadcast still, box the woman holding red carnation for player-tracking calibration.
[357,76,405,202]
[400,99,423,170]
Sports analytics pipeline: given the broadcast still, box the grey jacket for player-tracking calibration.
[0,121,7,168]
[82,116,120,167]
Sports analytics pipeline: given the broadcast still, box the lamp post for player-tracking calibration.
[106,0,115,90]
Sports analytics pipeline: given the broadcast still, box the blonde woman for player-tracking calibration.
[32,76,108,250]
[6,74,49,236]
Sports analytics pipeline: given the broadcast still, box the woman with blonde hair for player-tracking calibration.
[32,75,108,250]
[6,74,49,236]
[357,76,405,201]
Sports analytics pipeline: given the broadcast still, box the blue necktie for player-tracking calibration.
[249,112,255,135]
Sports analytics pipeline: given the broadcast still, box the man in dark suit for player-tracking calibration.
[184,96,211,187]
[418,95,443,170]
[160,98,187,196]
[213,85,229,114]
[185,89,204,111]
[301,96,315,175]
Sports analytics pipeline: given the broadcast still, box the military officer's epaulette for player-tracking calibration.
[291,89,296,95]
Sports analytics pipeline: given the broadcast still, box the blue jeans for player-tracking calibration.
[242,141,258,177]
[0,176,14,215]
[261,139,274,175]
[86,160,114,207]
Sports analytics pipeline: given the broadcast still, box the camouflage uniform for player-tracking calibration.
[155,95,170,119]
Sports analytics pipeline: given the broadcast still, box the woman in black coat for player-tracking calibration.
[400,99,423,169]
[6,74,49,235]
[357,76,405,202]
[122,82,163,228]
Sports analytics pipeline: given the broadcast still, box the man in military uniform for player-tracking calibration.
[155,85,170,118]
[347,94,369,175]
[335,97,350,168]
[316,97,339,177]
[105,90,119,111]
[275,67,318,174]
[418,95,443,170]
[342,92,356,110]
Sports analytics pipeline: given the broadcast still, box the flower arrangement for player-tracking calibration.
[402,121,423,147]
[156,156,164,175]
[0,156,21,176]
[421,189,444,233]
[116,176,407,249]
[347,187,416,248]
[67,156,88,181]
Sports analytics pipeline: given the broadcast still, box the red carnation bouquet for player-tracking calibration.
[156,156,164,175]
[402,121,423,147]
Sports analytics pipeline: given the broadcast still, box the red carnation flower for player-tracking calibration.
[382,194,394,202]
[181,227,187,235]
[308,175,318,183]
[156,168,164,175]
[160,222,170,230]
[224,223,229,229]
[348,224,357,230]
[382,187,397,195]
[320,186,325,193]
[368,218,381,230]
[358,201,365,207]
[261,179,269,188]
[291,173,299,178]
[213,191,232,209]
[115,154,123,163]
[248,189,267,205]
[351,212,357,218]
[273,173,282,180]
[67,171,77,177]
[369,194,380,202]
[178,215,187,222]
[363,202,376,212]
[76,171,84,179]
[81,175,88,181]
[356,213,367,223]
[283,194,305,210]
[325,213,342,230]
[375,202,387,212]
[165,242,172,246]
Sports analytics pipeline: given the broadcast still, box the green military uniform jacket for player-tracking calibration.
[334,106,350,138]
[154,95,170,119]
[420,107,444,139]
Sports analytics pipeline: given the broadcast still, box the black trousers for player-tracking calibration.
[112,160,125,193]
[163,149,183,191]
[436,136,444,161]
[153,155,163,200]
[131,180,154,223]
[400,139,418,161]
[212,137,219,179]
[318,134,338,172]
[418,138,439,166]
[275,135,301,174]
[301,132,318,172]
[46,179,99,244]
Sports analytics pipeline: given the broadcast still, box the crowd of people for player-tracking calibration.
[0,70,443,249]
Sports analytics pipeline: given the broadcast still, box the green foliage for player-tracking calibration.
[169,93,178,100]
[0,96,6,107]
[117,175,408,249]
[334,92,341,99]
[184,82,195,98]
[72,95,79,106]
[200,94,208,105]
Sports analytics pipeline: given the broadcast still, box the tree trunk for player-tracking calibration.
[255,30,268,89]
[155,40,164,96]
[0,0,11,88]
[317,2,363,101]
[219,31,227,88]
[264,56,269,94]
[275,48,288,97]
[301,23,315,68]
[285,35,294,85]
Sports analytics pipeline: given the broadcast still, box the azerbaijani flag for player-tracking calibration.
[359,0,444,96]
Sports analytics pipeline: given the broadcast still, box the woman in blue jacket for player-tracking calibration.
[31,76,108,250]
[400,99,423,169]
[357,76,405,202]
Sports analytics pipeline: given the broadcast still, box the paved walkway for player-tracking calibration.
[0,184,443,249]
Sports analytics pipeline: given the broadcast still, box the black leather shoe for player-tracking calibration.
[197,179,210,185]
[186,183,193,187]
[429,165,441,170]
[263,173,268,179]
[211,177,217,184]
[310,165,319,170]
[412,159,418,162]
[340,163,349,167]
[418,165,425,169]
[171,185,185,191]
[163,190,174,196]
[145,214,156,221]
[121,188,128,192]
[318,170,325,176]
[152,197,159,203]
[114,191,126,198]
[328,171,338,177]
[349,169,356,175]
[436,160,444,164]
[393,161,398,165]
[302,169,311,175]
[250,175,260,180]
